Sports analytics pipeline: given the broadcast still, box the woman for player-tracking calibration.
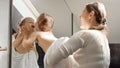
[44,1,110,68]
[12,17,39,68]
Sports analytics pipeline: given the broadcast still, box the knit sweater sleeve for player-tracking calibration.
[46,31,86,68]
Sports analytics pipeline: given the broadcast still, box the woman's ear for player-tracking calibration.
[88,11,95,19]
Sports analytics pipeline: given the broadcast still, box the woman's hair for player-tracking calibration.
[16,17,34,34]
[86,2,108,34]
[18,17,33,27]
[36,13,54,31]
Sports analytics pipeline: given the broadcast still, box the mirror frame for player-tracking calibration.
[9,0,13,68]
[9,0,74,68]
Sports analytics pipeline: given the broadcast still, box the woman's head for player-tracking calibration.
[35,13,54,31]
[18,17,35,33]
[80,1,107,31]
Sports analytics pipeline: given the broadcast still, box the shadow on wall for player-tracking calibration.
[109,43,120,68]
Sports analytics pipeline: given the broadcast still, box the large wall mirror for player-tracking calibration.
[11,0,120,68]
[11,0,72,68]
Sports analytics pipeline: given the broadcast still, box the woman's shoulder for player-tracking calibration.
[58,37,69,40]
[32,31,45,37]
[74,30,90,35]
[75,30,102,38]
[77,30,100,34]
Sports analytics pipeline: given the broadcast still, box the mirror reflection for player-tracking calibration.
[12,0,72,68]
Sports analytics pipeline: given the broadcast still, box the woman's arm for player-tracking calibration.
[13,32,37,53]
[21,32,37,50]
[13,33,24,49]
[45,33,85,67]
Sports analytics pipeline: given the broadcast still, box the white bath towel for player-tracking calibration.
[12,45,39,68]
[12,34,39,68]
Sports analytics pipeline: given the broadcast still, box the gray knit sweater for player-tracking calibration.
[44,30,110,68]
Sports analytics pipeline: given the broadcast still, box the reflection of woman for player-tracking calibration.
[12,17,39,68]
[44,1,110,68]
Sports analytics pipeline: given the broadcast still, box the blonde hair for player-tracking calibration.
[18,17,33,27]
[86,1,108,34]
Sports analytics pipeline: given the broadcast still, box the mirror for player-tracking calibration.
[11,0,72,68]
[11,0,120,68]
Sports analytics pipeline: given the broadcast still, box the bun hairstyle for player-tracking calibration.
[36,13,54,31]
[86,1,108,33]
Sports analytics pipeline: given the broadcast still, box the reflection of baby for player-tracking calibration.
[0,46,7,51]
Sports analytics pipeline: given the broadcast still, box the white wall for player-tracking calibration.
[66,0,120,43]
[106,0,120,43]
[0,0,10,68]
[30,0,72,38]
[13,0,120,43]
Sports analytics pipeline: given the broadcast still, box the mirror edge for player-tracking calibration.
[9,0,13,68]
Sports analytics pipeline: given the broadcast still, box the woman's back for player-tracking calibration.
[36,31,57,53]
[71,30,110,68]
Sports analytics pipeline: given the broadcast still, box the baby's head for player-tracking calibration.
[36,13,54,31]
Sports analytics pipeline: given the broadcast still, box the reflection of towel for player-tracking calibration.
[12,46,39,68]
[44,37,71,68]
[12,34,39,68]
